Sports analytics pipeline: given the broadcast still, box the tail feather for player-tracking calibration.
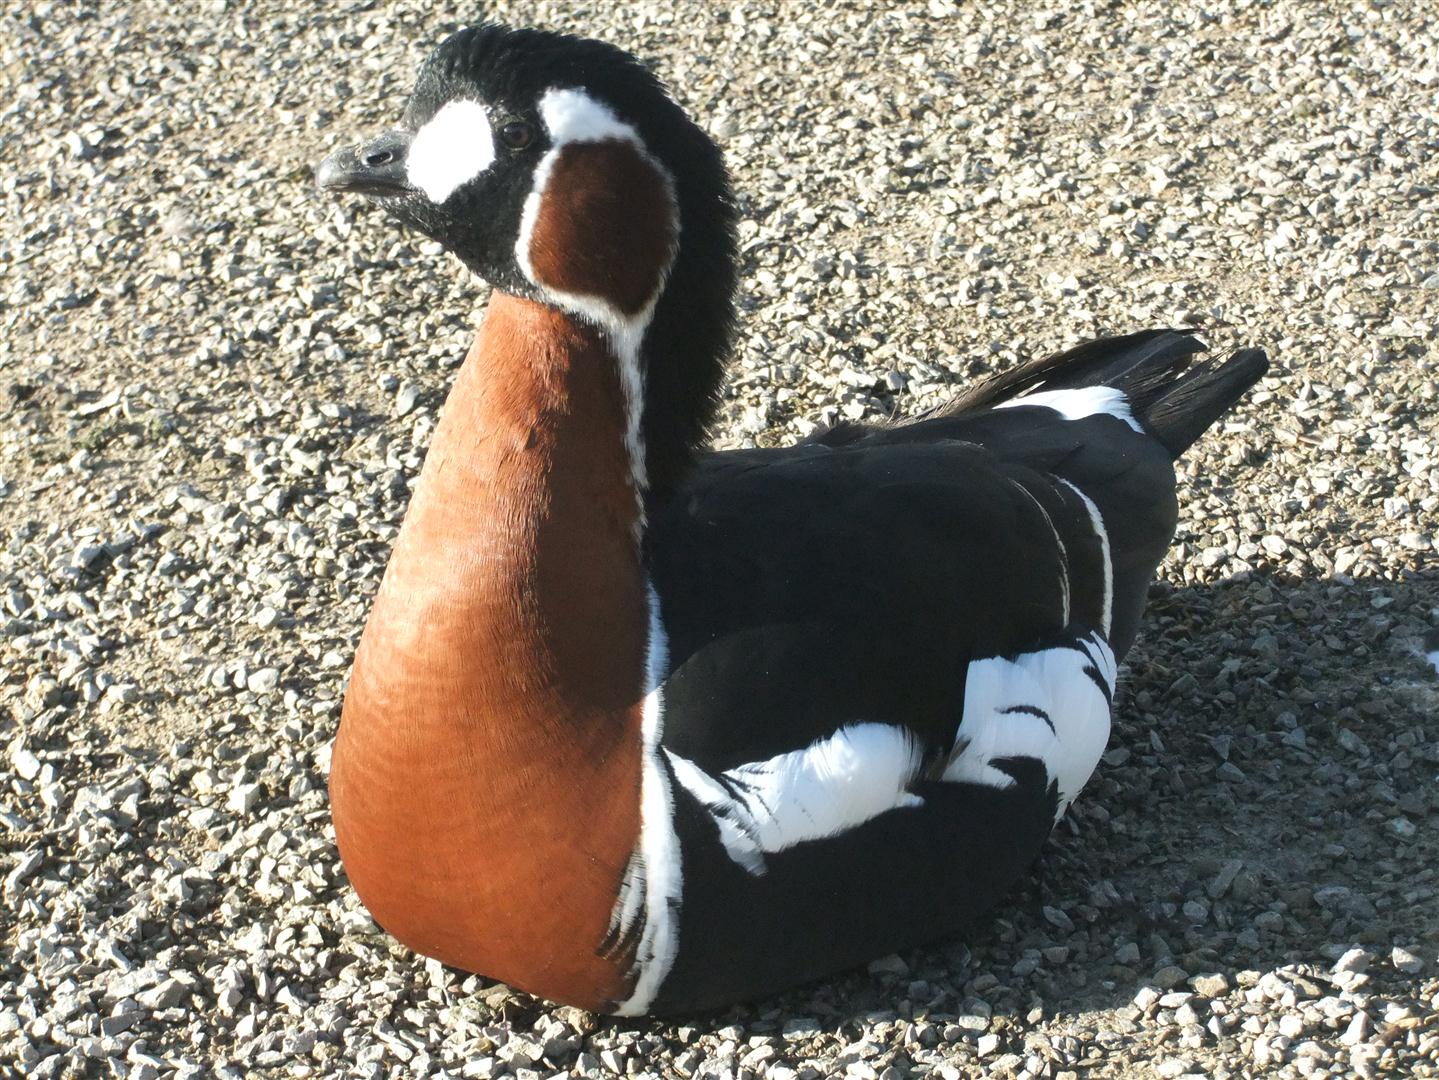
[1137,347,1269,457]
[937,329,1205,416]
[939,328,1268,458]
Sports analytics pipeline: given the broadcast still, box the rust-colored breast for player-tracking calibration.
[526,139,676,315]
[330,295,649,1011]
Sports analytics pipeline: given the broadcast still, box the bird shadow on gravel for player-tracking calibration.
[616,567,1438,1035]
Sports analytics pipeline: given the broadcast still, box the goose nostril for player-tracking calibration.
[364,149,395,168]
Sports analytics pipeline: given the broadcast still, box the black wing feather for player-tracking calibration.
[646,330,1265,771]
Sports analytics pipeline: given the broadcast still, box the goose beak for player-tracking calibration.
[317,130,415,197]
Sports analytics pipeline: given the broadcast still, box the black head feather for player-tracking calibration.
[379,24,740,496]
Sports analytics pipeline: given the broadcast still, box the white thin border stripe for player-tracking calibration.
[1008,478,1070,626]
[611,582,682,1016]
[1056,479,1112,636]
[512,89,681,528]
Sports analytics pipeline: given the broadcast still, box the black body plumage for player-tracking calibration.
[641,333,1266,1011]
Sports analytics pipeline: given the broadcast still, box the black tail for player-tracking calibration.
[1132,346,1269,457]
[941,328,1269,458]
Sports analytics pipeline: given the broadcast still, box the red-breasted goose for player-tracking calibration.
[316,24,1269,1016]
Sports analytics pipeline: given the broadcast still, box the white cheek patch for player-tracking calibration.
[406,99,495,203]
[538,87,640,146]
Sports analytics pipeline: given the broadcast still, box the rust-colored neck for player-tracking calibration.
[331,293,646,1010]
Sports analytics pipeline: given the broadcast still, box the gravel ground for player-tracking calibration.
[3,1,1437,1077]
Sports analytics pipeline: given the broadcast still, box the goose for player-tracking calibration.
[316,22,1268,1017]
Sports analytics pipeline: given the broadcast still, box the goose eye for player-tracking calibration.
[499,121,534,150]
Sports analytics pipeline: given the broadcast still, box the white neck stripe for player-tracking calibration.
[512,88,680,527]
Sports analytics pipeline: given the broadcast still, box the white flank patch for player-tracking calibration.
[945,634,1116,820]
[610,583,683,1017]
[406,99,495,203]
[667,723,926,876]
[513,88,679,513]
[1057,479,1113,636]
[996,385,1144,434]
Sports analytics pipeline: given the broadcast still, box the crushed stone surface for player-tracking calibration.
[2,1,1437,1077]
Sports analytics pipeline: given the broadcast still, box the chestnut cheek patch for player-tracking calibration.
[524,140,677,317]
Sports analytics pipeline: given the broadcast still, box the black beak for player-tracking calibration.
[316,130,414,196]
